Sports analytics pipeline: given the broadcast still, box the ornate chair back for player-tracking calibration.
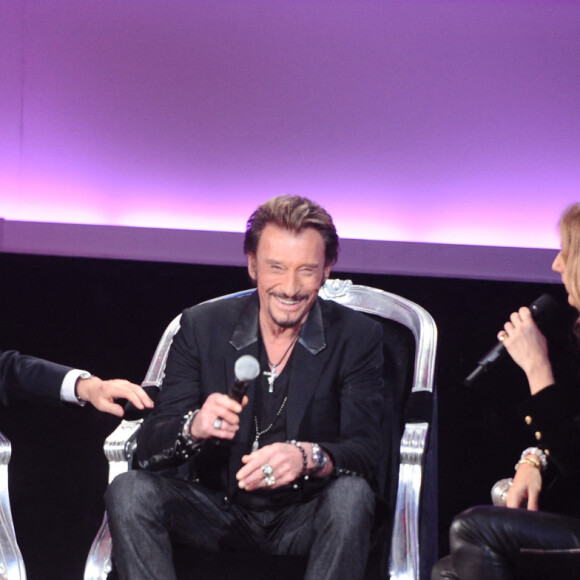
[84,279,438,580]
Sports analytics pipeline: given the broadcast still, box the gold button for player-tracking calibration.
[535,431,542,440]
[545,449,550,456]
[525,416,532,425]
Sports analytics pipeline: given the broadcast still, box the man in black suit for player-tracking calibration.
[106,195,386,580]
[0,349,153,416]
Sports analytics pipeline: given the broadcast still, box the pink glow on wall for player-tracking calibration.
[1,1,579,252]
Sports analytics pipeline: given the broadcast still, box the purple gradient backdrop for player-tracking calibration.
[1,1,579,259]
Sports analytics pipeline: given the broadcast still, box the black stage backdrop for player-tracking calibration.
[0,252,572,579]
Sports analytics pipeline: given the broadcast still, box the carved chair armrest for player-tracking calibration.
[84,420,143,580]
[0,431,26,579]
[389,421,430,580]
[103,419,143,484]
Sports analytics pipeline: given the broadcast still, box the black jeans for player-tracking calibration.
[105,470,375,580]
[431,505,580,580]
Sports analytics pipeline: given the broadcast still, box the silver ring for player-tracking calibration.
[498,332,507,342]
[262,463,274,476]
[213,417,223,430]
[264,475,276,487]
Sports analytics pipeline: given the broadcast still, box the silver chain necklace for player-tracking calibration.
[252,396,288,452]
[263,333,299,393]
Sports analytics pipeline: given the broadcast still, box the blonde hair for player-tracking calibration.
[559,203,580,311]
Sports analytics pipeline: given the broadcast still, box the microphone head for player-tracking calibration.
[234,355,260,382]
[529,294,560,323]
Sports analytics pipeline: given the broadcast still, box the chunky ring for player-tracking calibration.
[213,417,223,430]
[262,463,274,476]
[498,331,507,342]
[264,475,276,487]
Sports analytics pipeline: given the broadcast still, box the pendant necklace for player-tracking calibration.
[252,396,288,452]
[263,332,300,393]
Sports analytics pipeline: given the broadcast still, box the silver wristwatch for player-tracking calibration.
[311,442,327,474]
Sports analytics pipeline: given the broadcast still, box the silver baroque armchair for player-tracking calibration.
[84,279,438,580]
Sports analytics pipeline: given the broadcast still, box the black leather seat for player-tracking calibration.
[490,479,580,579]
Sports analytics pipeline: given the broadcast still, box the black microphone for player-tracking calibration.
[228,355,260,402]
[194,355,260,489]
[464,294,560,387]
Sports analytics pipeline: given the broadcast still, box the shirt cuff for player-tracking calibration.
[61,369,90,406]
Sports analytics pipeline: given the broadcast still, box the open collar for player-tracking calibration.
[227,291,329,440]
[229,291,326,355]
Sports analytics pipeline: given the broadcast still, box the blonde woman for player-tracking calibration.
[433,203,580,580]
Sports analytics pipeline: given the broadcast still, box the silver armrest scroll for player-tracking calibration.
[389,423,429,580]
[84,420,142,580]
[0,431,26,580]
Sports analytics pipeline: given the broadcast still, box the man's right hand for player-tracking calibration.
[190,392,248,441]
[76,377,154,417]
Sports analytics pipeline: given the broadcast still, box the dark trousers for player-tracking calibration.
[105,470,375,580]
[431,505,580,580]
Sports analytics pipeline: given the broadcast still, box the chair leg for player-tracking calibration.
[84,513,113,580]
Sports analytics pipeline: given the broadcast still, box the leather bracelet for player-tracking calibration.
[181,409,200,440]
[176,409,202,459]
[286,440,309,479]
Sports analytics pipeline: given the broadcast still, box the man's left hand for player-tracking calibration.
[236,442,304,491]
[76,377,154,417]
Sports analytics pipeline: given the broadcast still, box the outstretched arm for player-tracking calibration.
[75,376,154,417]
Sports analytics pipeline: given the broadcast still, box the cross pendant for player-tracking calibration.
[263,366,278,393]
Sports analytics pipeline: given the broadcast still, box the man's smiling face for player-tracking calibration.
[248,223,331,333]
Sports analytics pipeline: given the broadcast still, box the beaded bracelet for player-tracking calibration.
[514,457,541,471]
[286,439,309,479]
[519,446,548,472]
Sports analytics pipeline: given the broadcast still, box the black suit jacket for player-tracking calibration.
[0,349,72,406]
[136,292,386,496]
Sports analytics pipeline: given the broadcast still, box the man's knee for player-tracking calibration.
[325,475,374,502]
[105,471,164,525]
[319,476,375,528]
